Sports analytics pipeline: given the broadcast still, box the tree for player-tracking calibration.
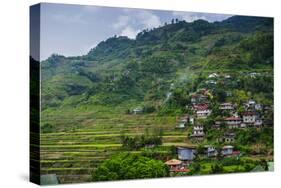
[92,153,169,181]
[211,163,224,174]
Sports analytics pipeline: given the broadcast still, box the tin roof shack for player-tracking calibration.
[224,117,242,129]
[204,145,218,157]
[177,146,196,161]
[221,145,234,156]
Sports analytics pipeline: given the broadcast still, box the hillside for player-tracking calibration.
[41,15,273,112]
[38,15,274,184]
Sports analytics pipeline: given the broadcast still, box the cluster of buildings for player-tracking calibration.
[165,145,240,173]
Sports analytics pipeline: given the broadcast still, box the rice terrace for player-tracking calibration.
[30,3,274,185]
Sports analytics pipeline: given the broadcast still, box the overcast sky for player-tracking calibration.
[40,3,232,60]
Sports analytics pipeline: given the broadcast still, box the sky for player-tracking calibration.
[39,3,232,60]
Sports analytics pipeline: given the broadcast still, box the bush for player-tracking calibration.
[92,153,169,181]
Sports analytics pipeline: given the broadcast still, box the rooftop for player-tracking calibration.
[165,159,182,165]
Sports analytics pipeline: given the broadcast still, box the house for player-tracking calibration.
[213,121,222,129]
[177,147,196,161]
[221,145,234,156]
[165,159,190,172]
[204,145,217,157]
[254,118,263,127]
[224,116,242,128]
[245,99,256,110]
[191,125,205,140]
[191,94,208,104]
[255,103,263,111]
[223,132,235,143]
[242,111,258,125]
[132,107,143,114]
[177,115,189,129]
[219,103,234,110]
[178,120,187,129]
[224,74,231,79]
[205,80,217,85]
[189,116,195,125]
[208,73,218,78]
[193,104,211,119]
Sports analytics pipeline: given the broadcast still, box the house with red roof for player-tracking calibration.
[193,104,211,119]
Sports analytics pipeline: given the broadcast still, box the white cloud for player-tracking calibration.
[120,26,140,39]
[112,15,130,29]
[112,10,161,39]
[136,11,162,29]
[172,11,231,23]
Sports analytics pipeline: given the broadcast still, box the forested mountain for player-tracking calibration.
[40,15,273,111]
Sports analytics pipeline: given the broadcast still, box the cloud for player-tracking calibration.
[112,10,161,39]
[136,11,162,29]
[112,15,130,29]
[172,11,231,23]
[120,26,140,39]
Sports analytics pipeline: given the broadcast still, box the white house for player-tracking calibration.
[208,73,219,78]
[242,111,258,124]
[219,102,234,110]
[224,117,242,129]
[222,145,234,156]
[192,125,205,139]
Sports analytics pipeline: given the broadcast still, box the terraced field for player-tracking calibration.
[40,105,191,183]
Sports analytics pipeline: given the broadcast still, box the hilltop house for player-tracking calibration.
[193,104,211,119]
[221,145,234,156]
[224,116,242,129]
[219,103,234,110]
[177,147,196,161]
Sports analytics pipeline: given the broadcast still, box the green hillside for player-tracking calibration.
[39,15,273,184]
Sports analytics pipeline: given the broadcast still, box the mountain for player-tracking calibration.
[40,15,273,110]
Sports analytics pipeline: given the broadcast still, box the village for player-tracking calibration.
[162,72,274,175]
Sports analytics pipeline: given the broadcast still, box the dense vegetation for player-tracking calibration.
[92,153,169,181]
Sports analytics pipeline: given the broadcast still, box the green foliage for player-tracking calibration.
[120,128,163,150]
[92,153,169,181]
[211,163,224,174]
[41,123,55,133]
